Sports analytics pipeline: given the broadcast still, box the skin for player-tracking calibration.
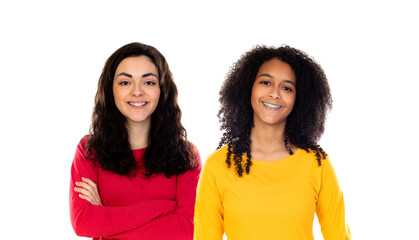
[113,56,161,149]
[74,56,161,205]
[74,177,103,205]
[250,58,297,162]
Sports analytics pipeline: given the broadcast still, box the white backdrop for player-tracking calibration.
[1,0,418,239]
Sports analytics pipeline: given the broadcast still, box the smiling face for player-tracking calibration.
[113,56,161,128]
[251,58,296,127]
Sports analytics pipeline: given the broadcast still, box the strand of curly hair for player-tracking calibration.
[218,45,332,177]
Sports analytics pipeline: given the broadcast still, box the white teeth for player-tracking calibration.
[263,102,282,109]
[129,102,146,107]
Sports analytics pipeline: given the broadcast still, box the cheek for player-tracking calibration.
[113,89,123,103]
[250,86,259,103]
[287,95,297,111]
[112,84,119,98]
[157,88,161,99]
[156,88,161,99]
[151,88,161,105]
[112,88,128,111]
[250,92,258,110]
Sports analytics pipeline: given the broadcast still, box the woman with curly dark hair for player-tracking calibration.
[69,42,201,240]
[194,45,350,239]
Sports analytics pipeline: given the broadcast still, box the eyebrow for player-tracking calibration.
[258,73,274,79]
[116,72,158,79]
[257,73,296,86]
[283,80,296,86]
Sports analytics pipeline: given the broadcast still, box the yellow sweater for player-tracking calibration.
[194,145,351,240]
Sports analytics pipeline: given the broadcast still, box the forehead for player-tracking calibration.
[257,58,295,81]
[116,56,158,74]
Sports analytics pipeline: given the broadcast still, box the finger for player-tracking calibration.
[75,185,94,196]
[74,186,102,205]
[78,193,94,205]
[81,178,100,196]
[76,188,96,205]
[74,187,93,197]
[80,178,98,193]
[75,181,94,192]
[79,178,102,206]
[81,177,97,188]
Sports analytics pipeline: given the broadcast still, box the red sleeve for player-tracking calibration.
[69,139,176,238]
[105,150,202,240]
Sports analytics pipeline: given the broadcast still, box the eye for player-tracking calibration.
[119,81,130,86]
[260,80,270,86]
[145,80,157,86]
[282,86,293,92]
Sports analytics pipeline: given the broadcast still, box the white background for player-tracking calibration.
[1,0,418,239]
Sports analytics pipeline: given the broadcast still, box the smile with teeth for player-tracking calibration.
[128,102,147,107]
[262,101,282,109]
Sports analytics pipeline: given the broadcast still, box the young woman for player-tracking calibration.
[194,45,351,239]
[70,42,201,240]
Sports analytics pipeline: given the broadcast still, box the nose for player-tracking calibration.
[268,87,281,99]
[132,82,144,96]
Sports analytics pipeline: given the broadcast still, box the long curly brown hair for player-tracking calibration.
[218,45,332,177]
[86,42,198,177]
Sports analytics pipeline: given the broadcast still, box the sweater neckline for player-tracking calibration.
[250,148,302,166]
[132,147,147,152]
[132,147,147,162]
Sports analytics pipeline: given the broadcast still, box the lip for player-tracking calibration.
[262,101,282,110]
[127,101,148,108]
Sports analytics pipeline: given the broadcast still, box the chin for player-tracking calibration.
[262,117,285,126]
[127,115,151,124]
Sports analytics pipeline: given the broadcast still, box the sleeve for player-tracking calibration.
[105,150,202,240]
[69,140,176,238]
[316,158,352,240]
[193,160,224,240]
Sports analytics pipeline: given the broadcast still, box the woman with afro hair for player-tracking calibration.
[70,42,201,239]
[194,45,351,239]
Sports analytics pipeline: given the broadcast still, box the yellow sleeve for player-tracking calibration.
[316,159,351,240]
[194,160,224,240]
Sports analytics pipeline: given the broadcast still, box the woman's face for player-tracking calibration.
[113,56,161,127]
[251,58,296,127]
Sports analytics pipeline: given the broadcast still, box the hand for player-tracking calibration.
[74,177,103,206]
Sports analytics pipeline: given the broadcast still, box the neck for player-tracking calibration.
[126,119,150,150]
[250,122,286,151]
[250,119,293,161]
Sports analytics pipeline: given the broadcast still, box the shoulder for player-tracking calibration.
[203,145,229,170]
[73,135,97,166]
[78,135,90,148]
[75,135,88,154]
[197,146,232,189]
[71,136,99,176]
[185,141,202,169]
[187,141,201,159]
[291,148,333,176]
[294,148,338,187]
[297,147,330,164]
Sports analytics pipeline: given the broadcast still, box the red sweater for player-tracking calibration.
[69,138,201,240]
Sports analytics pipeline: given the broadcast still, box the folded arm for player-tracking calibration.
[106,166,202,240]
[70,141,176,238]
